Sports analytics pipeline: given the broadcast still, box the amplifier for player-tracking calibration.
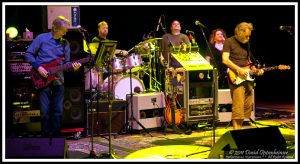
[8,62,32,75]
[7,52,26,61]
[13,110,40,124]
[13,110,41,134]
[87,100,126,135]
[127,92,166,130]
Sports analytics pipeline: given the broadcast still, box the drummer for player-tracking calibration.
[92,21,128,75]
[92,21,129,57]
[86,21,128,91]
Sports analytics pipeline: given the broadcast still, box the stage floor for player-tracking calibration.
[65,100,296,160]
[4,100,296,161]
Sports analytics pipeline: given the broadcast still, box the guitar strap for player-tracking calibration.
[248,42,260,67]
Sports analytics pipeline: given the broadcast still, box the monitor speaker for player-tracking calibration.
[5,137,68,159]
[208,127,287,159]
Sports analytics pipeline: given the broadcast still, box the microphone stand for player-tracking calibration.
[99,50,119,159]
[80,30,98,158]
[197,25,218,146]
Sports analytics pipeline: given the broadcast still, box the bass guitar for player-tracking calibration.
[227,64,291,85]
[164,67,185,126]
[30,56,92,89]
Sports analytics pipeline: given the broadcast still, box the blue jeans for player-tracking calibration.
[38,84,64,136]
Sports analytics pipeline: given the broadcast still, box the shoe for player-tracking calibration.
[172,125,184,134]
[184,129,192,135]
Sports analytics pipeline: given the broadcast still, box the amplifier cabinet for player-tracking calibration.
[87,100,126,135]
[127,92,166,130]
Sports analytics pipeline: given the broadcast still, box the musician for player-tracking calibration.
[205,28,228,89]
[160,20,191,68]
[91,20,129,82]
[25,16,82,136]
[222,22,264,130]
[92,21,128,56]
[159,20,191,134]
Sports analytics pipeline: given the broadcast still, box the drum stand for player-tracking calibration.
[143,51,161,92]
[140,68,161,91]
[124,67,153,137]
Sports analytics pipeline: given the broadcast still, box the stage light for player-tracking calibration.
[6,27,18,39]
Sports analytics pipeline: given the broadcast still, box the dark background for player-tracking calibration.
[5,3,296,103]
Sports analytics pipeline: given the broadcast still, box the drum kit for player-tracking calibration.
[84,37,163,100]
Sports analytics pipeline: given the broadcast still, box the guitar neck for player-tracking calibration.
[49,57,90,75]
[249,66,279,75]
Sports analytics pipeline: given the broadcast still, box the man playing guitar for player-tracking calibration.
[25,16,82,137]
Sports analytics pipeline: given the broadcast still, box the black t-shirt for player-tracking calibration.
[223,36,251,67]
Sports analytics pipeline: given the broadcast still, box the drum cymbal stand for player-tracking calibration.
[139,67,161,90]
[152,41,162,91]
[145,50,161,92]
[124,67,153,137]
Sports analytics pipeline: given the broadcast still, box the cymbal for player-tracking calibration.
[83,41,99,54]
[137,38,162,46]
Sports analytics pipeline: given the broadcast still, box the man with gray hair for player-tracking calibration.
[25,16,82,136]
[222,22,264,130]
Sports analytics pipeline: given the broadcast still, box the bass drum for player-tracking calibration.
[101,75,145,100]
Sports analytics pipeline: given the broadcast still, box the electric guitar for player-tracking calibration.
[30,56,92,89]
[164,68,185,126]
[227,64,291,85]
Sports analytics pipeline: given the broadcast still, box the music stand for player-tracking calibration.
[95,40,119,159]
[94,40,117,68]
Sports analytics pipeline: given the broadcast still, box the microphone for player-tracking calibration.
[279,26,294,30]
[185,30,194,34]
[77,25,87,32]
[195,20,207,28]
[156,15,162,32]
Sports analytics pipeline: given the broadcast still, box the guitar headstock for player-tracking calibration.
[278,65,291,70]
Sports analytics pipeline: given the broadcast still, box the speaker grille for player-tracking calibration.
[62,87,84,126]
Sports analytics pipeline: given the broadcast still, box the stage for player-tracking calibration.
[64,100,295,160]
